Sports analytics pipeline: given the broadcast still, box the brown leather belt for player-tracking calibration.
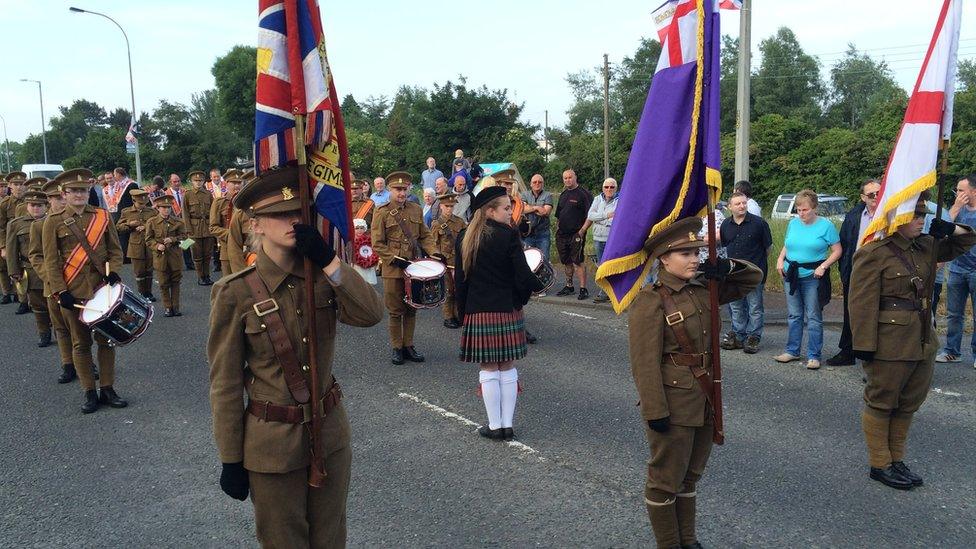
[247,381,342,424]
[666,352,709,367]
[879,296,920,311]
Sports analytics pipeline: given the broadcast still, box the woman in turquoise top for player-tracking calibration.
[774,190,842,369]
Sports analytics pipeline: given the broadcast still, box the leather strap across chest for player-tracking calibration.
[243,270,311,404]
[655,285,715,409]
[390,207,421,257]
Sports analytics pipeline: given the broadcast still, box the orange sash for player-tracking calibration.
[62,209,110,286]
[512,194,525,225]
[355,199,374,220]
[245,252,257,267]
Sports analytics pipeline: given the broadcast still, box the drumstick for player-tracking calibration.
[105,261,111,277]
[73,303,105,314]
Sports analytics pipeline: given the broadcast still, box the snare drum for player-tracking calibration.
[403,259,447,309]
[80,283,154,346]
[523,247,555,296]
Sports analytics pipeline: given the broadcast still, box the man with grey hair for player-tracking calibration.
[421,157,443,191]
[451,174,472,222]
[370,176,390,207]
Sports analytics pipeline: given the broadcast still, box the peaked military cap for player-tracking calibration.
[386,171,412,190]
[233,164,302,215]
[55,168,94,191]
[5,171,27,183]
[644,217,707,260]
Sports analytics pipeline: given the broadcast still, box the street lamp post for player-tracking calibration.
[19,79,48,164]
[70,6,142,183]
[0,114,11,172]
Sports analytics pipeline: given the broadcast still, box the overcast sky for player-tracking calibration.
[2,0,975,145]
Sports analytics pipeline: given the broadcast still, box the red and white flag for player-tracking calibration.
[862,0,961,243]
[719,0,741,9]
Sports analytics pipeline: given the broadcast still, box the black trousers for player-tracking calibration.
[839,281,852,355]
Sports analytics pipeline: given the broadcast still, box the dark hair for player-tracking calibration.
[729,191,747,201]
[733,180,752,197]
[918,189,931,202]
[860,178,880,194]
[152,175,164,185]
[114,167,127,177]
[965,175,976,188]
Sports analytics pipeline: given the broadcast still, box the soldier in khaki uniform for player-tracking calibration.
[350,179,374,227]
[208,164,383,548]
[116,189,158,301]
[628,217,761,549]
[850,194,976,490]
[6,190,52,346]
[145,195,188,317]
[209,170,245,276]
[41,168,127,413]
[0,171,29,304]
[371,171,442,365]
[31,180,77,383]
[183,170,216,285]
[432,193,466,328]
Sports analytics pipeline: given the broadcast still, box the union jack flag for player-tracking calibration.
[255,0,353,244]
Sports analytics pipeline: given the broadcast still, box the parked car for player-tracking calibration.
[771,193,849,221]
[21,163,64,179]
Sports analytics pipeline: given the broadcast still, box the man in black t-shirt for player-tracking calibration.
[554,169,593,300]
[719,191,772,354]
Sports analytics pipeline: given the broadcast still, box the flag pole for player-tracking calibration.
[706,196,725,445]
[927,138,950,335]
[294,114,327,487]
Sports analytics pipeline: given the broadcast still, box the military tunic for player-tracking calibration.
[6,215,50,334]
[350,198,374,228]
[29,215,73,367]
[116,204,157,296]
[145,214,188,311]
[209,196,236,275]
[183,187,215,279]
[629,263,761,548]
[850,228,976,469]
[227,208,254,274]
[208,249,383,548]
[41,205,124,391]
[370,200,438,348]
[0,194,25,296]
[431,213,466,320]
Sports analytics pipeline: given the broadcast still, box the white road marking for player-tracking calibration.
[931,387,963,397]
[397,392,545,460]
[561,311,595,320]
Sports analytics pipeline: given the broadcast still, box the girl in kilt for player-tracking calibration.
[454,186,544,440]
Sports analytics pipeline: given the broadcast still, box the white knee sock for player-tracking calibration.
[479,370,502,430]
[499,368,519,429]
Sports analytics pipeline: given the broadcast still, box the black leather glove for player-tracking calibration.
[432,253,447,263]
[391,257,411,269]
[853,350,875,362]
[698,258,732,280]
[293,223,336,269]
[648,416,671,433]
[104,271,122,285]
[928,218,955,240]
[58,292,77,310]
[219,462,249,501]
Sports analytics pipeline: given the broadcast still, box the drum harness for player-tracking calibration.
[390,207,422,261]
[63,215,108,278]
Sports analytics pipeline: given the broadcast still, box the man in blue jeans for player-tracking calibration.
[520,173,554,272]
[937,175,976,368]
[720,192,772,353]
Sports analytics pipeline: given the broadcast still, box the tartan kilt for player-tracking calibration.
[459,310,527,363]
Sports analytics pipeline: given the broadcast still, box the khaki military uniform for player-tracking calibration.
[371,200,437,348]
[208,250,383,548]
[227,208,254,274]
[0,194,25,296]
[29,214,73,367]
[116,204,157,296]
[431,213,466,320]
[209,196,236,275]
[42,205,124,392]
[183,187,215,280]
[6,214,50,335]
[850,228,976,470]
[145,214,188,311]
[350,198,374,228]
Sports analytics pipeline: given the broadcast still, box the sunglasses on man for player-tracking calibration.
[862,191,879,199]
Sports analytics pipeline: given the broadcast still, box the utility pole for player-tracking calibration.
[602,53,611,180]
[20,79,48,164]
[733,0,752,183]
[544,109,550,163]
[0,114,10,172]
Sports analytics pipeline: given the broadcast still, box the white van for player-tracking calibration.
[771,193,849,221]
[21,163,64,179]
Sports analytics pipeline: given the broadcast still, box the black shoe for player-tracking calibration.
[391,348,405,365]
[197,278,208,286]
[98,386,128,408]
[720,331,742,350]
[743,335,760,354]
[891,461,924,486]
[57,364,77,384]
[478,425,505,440]
[826,351,856,366]
[869,466,914,490]
[15,302,30,314]
[555,285,575,297]
[577,288,589,300]
[213,263,222,272]
[164,308,174,317]
[11,293,18,303]
[203,277,214,285]
[525,330,538,344]
[148,294,157,302]
[403,346,425,362]
[38,330,52,348]
[443,318,461,329]
[173,310,183,317]
[82,390,100,414]
[682,544,704,549]
[0,294,10,304]
[593,294,610,304]
[502,427,515,441]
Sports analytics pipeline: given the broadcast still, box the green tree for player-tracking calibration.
[62,127,130,172]
[212,45,257,139]
[825,45,902,129]
[753,27,825,125]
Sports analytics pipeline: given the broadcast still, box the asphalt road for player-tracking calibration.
[1,270,974,548]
